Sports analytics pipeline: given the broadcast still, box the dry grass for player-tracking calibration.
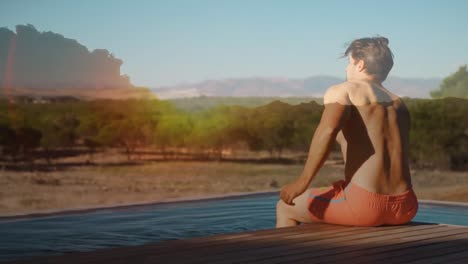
[412,169,468,201]
[0,161,467,216]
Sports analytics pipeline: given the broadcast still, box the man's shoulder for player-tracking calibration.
[327,81,361,95]
[323,82,353,105]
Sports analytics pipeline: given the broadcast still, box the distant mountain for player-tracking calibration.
[151,76,442,99]
[168,96,323,112]
[384,77,443,98]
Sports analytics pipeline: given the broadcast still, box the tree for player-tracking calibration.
[54,113,80,148]
[15,126,42,162]
[408,97,468,170]
[189,107,234,160]
[117,117,154,161]
[289,101,323,152]
[247,101,296,158]
[77,115,101,162]
[0,124,16,160]
[154,114,192,159]
[431,65,468,99]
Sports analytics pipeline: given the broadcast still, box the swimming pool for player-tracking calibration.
[1,192,467,262]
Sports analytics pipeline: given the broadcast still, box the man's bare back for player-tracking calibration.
[336,80,412,195]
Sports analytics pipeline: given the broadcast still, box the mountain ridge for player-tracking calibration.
[151,75,442,99]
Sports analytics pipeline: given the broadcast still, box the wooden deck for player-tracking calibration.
[8,222,468,264]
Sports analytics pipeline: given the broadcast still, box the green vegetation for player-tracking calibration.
[431,65,468,99]
[405,97,468,170]
[0,95,466,171]
[1,68,467,171]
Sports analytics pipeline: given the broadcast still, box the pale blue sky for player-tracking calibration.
[1,0,467,86]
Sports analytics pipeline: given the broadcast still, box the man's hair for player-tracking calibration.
[344,36,394,82]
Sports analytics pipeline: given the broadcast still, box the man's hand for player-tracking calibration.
[280,179,308,206]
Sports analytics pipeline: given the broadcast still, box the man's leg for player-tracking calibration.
[276,188,316,228]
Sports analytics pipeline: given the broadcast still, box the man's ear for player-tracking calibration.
[357,59,366,72]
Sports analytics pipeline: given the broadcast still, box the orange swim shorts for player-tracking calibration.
[307,179,418,227]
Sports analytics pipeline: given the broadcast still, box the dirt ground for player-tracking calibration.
[1,157,467,217]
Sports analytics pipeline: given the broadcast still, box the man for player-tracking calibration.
[276,36,418,227]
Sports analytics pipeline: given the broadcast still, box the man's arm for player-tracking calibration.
[297,85,351,187]
[336,130,347,163]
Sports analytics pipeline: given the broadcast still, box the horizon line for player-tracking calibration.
[148,74,443,88]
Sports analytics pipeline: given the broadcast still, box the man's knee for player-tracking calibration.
[277,198,311,223]
[276,199,288,213]
[276,199,296,215]
[276,199,283,210]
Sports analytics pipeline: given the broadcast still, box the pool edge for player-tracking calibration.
[1,193,467,221]
[0,190,280,220]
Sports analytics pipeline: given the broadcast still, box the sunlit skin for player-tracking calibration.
[276,55,413,227]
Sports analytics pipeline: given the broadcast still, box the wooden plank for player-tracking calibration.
[344,234,468,264]
[152,226,410,263]
[262,225,459,264]
[60,225,372,264]
[200,225,448,264]
[136,222,346,252]
[295,226,468,264]
[405,248,468,264]
[366,239,468,263]
[8,223,350,264]
[6,223,468,264]
[176,225,468,264]
[148,222,351,253]
[6,224,377,264]
[148,225,438,264]
[451,257,468,264]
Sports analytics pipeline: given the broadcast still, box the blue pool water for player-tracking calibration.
[1,192,468,262]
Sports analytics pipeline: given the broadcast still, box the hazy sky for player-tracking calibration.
[1,0,467,87]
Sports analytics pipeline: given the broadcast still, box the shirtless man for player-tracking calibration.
[276,37,418,227]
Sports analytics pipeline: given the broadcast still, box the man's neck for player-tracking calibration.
[349,76,382,86]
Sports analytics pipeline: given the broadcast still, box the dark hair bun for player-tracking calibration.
[375,37,389,46]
